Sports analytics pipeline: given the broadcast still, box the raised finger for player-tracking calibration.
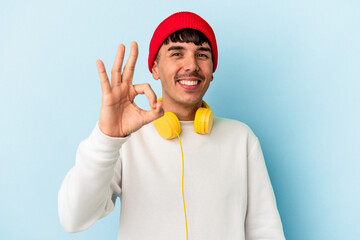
[96,60,111,95]
[122,41,138,85]
[111,44,125,86]
[133,83,157,109]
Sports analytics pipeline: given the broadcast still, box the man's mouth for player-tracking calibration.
[175,73,204,89]
[178,80,200,86]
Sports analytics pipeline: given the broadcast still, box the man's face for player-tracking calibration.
[151,41,214,108]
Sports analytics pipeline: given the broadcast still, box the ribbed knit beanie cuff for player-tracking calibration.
[148,11,218,73]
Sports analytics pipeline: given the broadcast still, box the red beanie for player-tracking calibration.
[148,11,218,73]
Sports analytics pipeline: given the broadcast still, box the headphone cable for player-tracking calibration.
[176,132,188,240]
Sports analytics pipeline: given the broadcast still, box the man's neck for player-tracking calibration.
[161,98,203,121]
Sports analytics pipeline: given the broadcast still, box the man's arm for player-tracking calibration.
[245,138,286,239]
[58,124,125,232]
[58,42,163,232]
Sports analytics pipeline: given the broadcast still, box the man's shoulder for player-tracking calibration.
[213,117,252,131]
[212,117,258,141]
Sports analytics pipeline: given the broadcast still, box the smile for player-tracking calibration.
[178,80,200,86]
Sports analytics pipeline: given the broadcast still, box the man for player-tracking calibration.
[58,12,286,240]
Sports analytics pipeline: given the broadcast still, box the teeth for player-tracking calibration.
[179,80,199,86]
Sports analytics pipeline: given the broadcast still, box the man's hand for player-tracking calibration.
[97,42,163,137]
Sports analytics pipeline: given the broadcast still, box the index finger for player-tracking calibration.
[122,41,138,85]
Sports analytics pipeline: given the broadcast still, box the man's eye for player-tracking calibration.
[198,53,209,58]
[172,53,181,57]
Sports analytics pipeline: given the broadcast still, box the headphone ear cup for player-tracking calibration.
[153,112,181,139]
[194,108,213,134]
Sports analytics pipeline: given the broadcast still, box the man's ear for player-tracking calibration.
[151,61,160,80]
[210,75,214,82]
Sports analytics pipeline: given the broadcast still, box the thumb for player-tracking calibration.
[142,101,164,124]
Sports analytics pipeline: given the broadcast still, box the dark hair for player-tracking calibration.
[164,28,210,45]
[155,28,211,62]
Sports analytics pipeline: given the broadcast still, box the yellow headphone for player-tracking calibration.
[153,98,213,139]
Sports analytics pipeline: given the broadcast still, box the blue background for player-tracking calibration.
[1,0,359,239]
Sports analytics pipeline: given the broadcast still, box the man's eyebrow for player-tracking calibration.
[197,47,211,52]
[167,45,211,52]
[167,46,185,51]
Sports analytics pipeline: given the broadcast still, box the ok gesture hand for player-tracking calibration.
[97,42,163,137]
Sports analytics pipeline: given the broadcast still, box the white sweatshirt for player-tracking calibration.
[58,117,285,240]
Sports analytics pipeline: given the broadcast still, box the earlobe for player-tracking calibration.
[211,75,214,82]
[151,61,160,80]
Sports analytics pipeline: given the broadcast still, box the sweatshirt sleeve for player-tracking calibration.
[58,123,129,233]
[245,137,286,239]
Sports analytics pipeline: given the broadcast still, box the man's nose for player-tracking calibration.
[183,55,199,72]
